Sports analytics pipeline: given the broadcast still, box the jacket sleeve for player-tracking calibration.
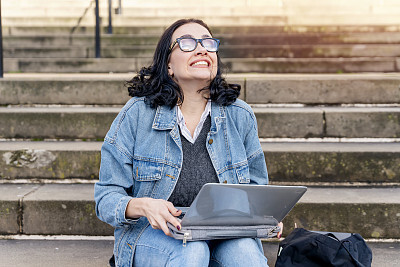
[94,140,138,228]
[243,107,269,185]
[94,101,139,228]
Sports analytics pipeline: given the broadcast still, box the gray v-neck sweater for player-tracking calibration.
[168,115,219,207]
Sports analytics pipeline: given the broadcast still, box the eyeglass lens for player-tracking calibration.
[179,38,219,52]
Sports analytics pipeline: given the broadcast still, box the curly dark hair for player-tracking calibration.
[126,18,240,108]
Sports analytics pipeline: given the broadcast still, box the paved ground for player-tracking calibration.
[0,239,399,266]
[0,239,113,267]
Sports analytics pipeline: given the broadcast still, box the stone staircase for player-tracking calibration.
[1,73,399,236]
[1,0,400,266]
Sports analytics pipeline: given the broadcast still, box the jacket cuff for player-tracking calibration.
[116,196,139,226]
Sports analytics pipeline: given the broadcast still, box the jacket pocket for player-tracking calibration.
[235,163,250,184]
[132,158,163,181]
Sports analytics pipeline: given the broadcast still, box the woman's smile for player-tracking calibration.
[190,59,211,67]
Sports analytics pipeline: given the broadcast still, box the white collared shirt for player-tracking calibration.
[176,101,211,144]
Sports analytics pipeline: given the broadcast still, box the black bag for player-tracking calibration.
[275,228,372,267]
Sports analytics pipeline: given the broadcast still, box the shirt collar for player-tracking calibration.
[176,100,211,143]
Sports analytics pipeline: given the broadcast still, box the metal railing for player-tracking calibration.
[0,0,3,78]
[0,0,121,73]
[95,0,101,58]
[96,0,120,57]
[107,0,112,34]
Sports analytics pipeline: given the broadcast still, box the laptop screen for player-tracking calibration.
[180,184,307,226]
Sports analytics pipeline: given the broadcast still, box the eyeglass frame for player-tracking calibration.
[169,37,220,53]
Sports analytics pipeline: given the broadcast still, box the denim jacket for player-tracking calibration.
[94,97,268,267]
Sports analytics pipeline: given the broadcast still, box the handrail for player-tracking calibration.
[0,0,117,64]
[108,0,112,34]
[116,0,122,15]
[0,0,3,78]
[95,0,101,58]
[70,1,94,35]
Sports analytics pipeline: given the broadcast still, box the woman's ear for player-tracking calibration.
[168,65,174,77]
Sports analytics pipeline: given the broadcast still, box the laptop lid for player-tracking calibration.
[180,183,307,226]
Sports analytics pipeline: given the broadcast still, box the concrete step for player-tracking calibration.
[0,141,399,184]
[223,57,399,73]
[1,184,399,239]
[286,15,400,26]
[280,0,400,5]
[0,184,111,236]
[258,106,400,138]
[5,57,399,73]
[0,239,114,267]
[4,32,400,47]
[0,106,398,139]
[4,44,400,58]
[263,142,400,185]
[5,1,400,16]
[2,73,399,105]
[0,73,132,105]
[2,26,167,36]
[3,14,400,27]
[2,0,99,8]
[219,32,400,45]
[1,0,282,8]
[5,5,400,18]
[0,107,116,140]
[3,15,289,27]
[0,6,309,18]
[3,0,399,7]
[3,34,162,47]
[0,141,101,181]
[243,73,400,105]
[5,25,400,36]
[0,239,398,267]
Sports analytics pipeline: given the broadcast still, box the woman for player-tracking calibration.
[95,18,281,267]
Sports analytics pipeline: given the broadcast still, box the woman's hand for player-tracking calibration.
[278,222,284,239]
[125,197,182,236]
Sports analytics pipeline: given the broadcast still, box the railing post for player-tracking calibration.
[0,0,4,78]
[108,0,112,34]
[116,0,122,15]
[95,0,101,58]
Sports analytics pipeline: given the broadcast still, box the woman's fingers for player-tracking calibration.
[165,201,182,230]
[145,199,182,235]
[156,216,173,236]
[166,201,181,216]
[278,222,284,239]
[155,210,180,236]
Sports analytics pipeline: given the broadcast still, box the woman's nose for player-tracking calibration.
[195,41,208,55]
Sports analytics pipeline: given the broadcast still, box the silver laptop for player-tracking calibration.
[178,183,307,226]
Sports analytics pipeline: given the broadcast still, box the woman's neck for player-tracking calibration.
[179,84,209,136]
[179,82,208,115]
[180,93,207,116]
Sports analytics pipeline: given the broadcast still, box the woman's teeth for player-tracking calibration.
[192,61,208,66]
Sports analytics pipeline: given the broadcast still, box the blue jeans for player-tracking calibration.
[133,225,269,267]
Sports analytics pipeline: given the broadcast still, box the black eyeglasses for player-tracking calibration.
[170,37,220,53]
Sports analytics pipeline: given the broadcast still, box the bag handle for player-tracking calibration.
[326,233,365,267]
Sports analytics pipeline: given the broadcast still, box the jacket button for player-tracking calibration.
[223,180,227,184]
[208,139,213,144]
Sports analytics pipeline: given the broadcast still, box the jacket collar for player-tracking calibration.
[210,102,226,133]
[152,105,177,130]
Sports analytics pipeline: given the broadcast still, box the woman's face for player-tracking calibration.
[168,23,218,86]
